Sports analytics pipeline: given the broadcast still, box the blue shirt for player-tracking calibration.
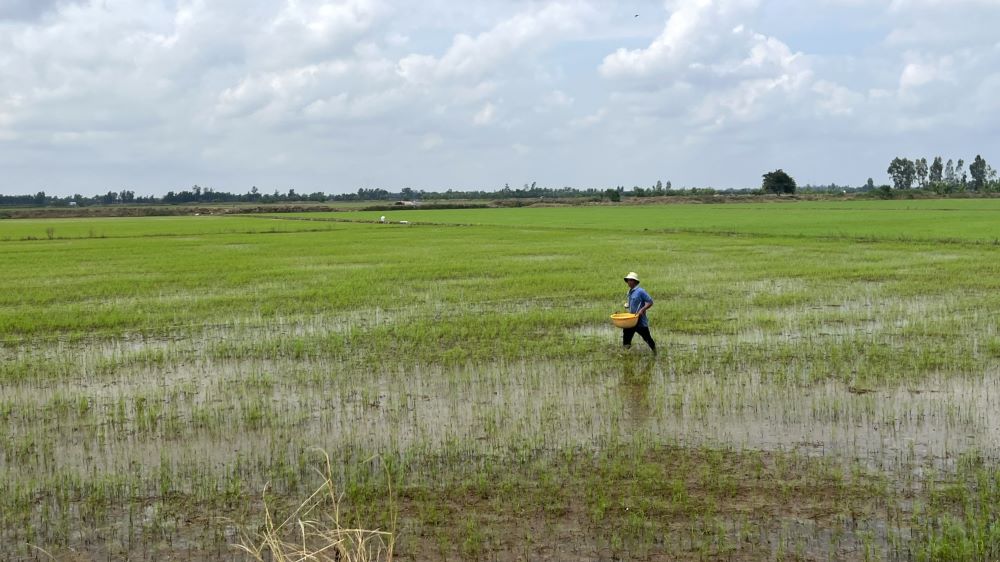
[627,286,653,327]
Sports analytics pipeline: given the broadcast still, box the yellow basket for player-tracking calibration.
[610,313,639,329]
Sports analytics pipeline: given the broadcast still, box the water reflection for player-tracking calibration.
[619,357,653,427]
[4,355,998,484]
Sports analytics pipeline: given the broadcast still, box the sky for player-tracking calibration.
[1,0,999,197]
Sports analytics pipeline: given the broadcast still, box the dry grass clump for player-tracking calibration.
[235,452,395,562]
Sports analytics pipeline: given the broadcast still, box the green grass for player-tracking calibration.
[294,199,1000,242]
[0,214,340,241]
[3,199,1000,560]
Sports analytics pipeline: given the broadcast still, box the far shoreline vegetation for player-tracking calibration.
[2,154,998,213]
[3,185,1000,220]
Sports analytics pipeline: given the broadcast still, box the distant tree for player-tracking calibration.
[988,165,1000,192]
[887,157,916,190]
[604,188,620,202]
[956,159,966,187]
[944,159,955,184]
[866,178,875,190]
[929,156,943,183]
[762,169,797,194]
[970,155,988,191]
[915,157,928,188]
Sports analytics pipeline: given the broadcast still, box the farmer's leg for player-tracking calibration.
[636,326,657,353]
[622,327,636,348]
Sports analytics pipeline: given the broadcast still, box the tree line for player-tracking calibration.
[2,156,997,207]
[0,181,746,207]
[886,155,998,193]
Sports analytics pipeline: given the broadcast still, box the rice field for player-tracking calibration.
[3,201,1000,561]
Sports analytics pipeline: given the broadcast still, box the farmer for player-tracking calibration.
[623,272,656,353]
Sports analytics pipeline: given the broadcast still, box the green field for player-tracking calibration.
[3,201,1000,560]
[332,199,1000,242]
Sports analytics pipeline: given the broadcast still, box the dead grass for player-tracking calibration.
[234,452,396,562]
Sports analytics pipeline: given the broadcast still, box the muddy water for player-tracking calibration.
[5,352,999,481]
[659,368,1000,470]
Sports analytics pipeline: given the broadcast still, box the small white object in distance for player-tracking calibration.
[399,220,409,224]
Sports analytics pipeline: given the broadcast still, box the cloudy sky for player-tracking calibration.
[1,0,998,196]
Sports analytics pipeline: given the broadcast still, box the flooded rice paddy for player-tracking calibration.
[7,337,1000,475]
[3,206,1000,560]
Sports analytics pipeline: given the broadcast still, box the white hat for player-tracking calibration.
[623,272,640,282]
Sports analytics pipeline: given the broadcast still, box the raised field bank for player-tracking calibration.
[4,200,1000,560]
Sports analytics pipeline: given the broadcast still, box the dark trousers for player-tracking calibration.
[623,325,656,352]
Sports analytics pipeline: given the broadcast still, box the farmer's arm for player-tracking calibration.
[637,294,653,316]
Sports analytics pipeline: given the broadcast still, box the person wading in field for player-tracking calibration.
[623,272,656,354]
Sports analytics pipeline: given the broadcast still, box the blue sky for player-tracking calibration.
[1,0,998,196]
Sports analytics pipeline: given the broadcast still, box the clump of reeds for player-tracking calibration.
[234,451,395,562]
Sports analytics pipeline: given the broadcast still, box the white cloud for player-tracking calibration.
[811,80,863,116]
[385,31,409,46]
[597,0,826,136]
[0,0,998,194]
[420,133,443,150]
[472,102,497,125]
[397,2,587,85]
[259,0,387,67]
[600,0,761,79]
[884,0,1000,49]
[569,108,606,129]
[898,56,952,91]
[539,89,573,110]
